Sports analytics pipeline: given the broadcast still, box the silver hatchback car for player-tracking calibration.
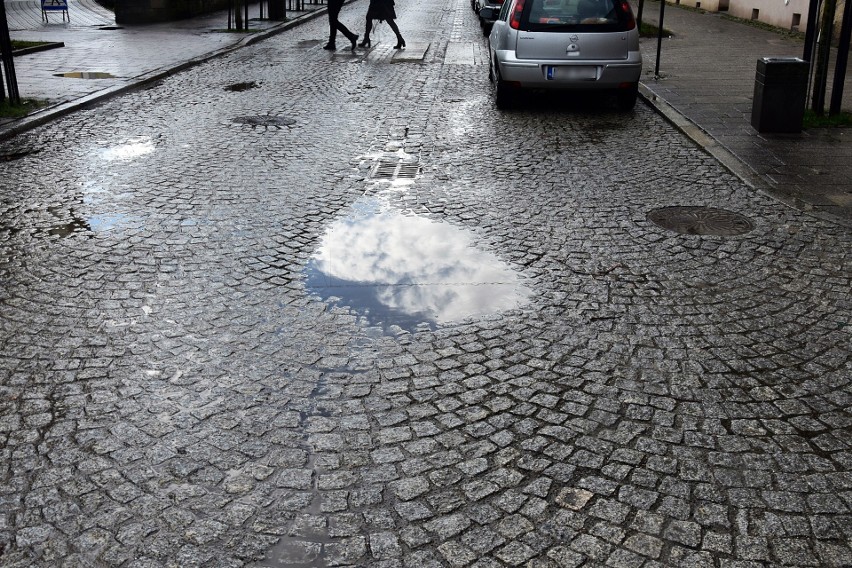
[488,0,642,109]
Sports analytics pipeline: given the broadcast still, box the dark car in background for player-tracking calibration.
[478,0,505,35]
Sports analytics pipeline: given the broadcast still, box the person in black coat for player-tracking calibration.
[324,0,358,51]
[358,0,405,49]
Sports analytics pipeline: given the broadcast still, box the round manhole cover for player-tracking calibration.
[0,150,35,162]
[225,81,259,92]
[233,115,296,129]
[647,206,754,236]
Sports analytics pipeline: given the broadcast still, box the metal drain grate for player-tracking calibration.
[371,161,420,180]
[647,206,754,236]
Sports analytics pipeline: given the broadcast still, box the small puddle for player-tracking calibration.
[99,137,155,161]
[48,217,90,237]
[54,72,117,79]
[88,213,140,232]
[42,206,143,238]
[305,197,532,332]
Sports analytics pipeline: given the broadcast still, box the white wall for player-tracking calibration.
[667,0,813,31]
[728,0,812,31]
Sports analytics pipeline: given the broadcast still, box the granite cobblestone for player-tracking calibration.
[0,0,850,566]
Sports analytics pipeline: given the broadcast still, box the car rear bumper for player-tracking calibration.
[496,52,642,89]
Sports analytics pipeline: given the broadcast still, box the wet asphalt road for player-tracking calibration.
[1,0,851,566]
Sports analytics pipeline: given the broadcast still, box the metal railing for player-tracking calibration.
[228,0,328,30]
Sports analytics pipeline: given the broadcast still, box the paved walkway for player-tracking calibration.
[1,0,851,226]
[1,0,328,130]
[638,2,852,227]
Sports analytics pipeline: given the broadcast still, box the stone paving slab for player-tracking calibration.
[1,1,328,134]
[4,0,112,29]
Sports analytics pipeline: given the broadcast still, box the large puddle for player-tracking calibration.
[305,197,532,331]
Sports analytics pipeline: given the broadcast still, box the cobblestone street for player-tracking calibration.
[1,0,851,566]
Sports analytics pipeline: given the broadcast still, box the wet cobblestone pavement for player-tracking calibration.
[1,0,851,566]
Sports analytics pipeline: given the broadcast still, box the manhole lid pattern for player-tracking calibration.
[225,81,259,92]
[233,115,296,129]
[647,206,754,236]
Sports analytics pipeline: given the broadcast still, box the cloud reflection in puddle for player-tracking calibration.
[306,197,532,331]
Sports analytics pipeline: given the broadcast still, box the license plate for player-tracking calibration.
[546,66,597,81]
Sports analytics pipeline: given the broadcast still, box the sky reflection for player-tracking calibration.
[306,198,532,330]
[99,137,155,161]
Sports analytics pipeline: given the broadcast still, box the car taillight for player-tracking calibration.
[510,0,526,29]
[621,1,636,30]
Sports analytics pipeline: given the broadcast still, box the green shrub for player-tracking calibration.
[0,98,47,118]
[803,109,852,128]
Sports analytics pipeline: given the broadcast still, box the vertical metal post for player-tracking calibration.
[812,0,837,113]
[803,0,820,61]
[654,0,666,78]
[0,54,5,103]
[244,0,249,28]
[829,0,852,115]
[0,0,20,105]
[636,0,645,30]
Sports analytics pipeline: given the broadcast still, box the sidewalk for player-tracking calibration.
[637,2,852,227]
[1,0,851,226]
[0,0,328,133]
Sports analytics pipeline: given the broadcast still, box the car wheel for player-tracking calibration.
[616,83,638,111]
[494,68,517,110]
[482,24,492,36]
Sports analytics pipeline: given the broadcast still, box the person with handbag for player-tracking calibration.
[358,0,405,49]
[324,0,359,51]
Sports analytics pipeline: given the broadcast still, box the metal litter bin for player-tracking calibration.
[751,57,809,133]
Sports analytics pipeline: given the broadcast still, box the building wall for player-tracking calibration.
[669,0,724,12]
[114,0,232,24]
[668,0,848,36]
[727,0,811,31]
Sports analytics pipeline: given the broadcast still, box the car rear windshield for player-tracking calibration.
[521,0,634,32]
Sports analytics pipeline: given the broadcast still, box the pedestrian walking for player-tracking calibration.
[358,0,405,49]
[324,0,359,51]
